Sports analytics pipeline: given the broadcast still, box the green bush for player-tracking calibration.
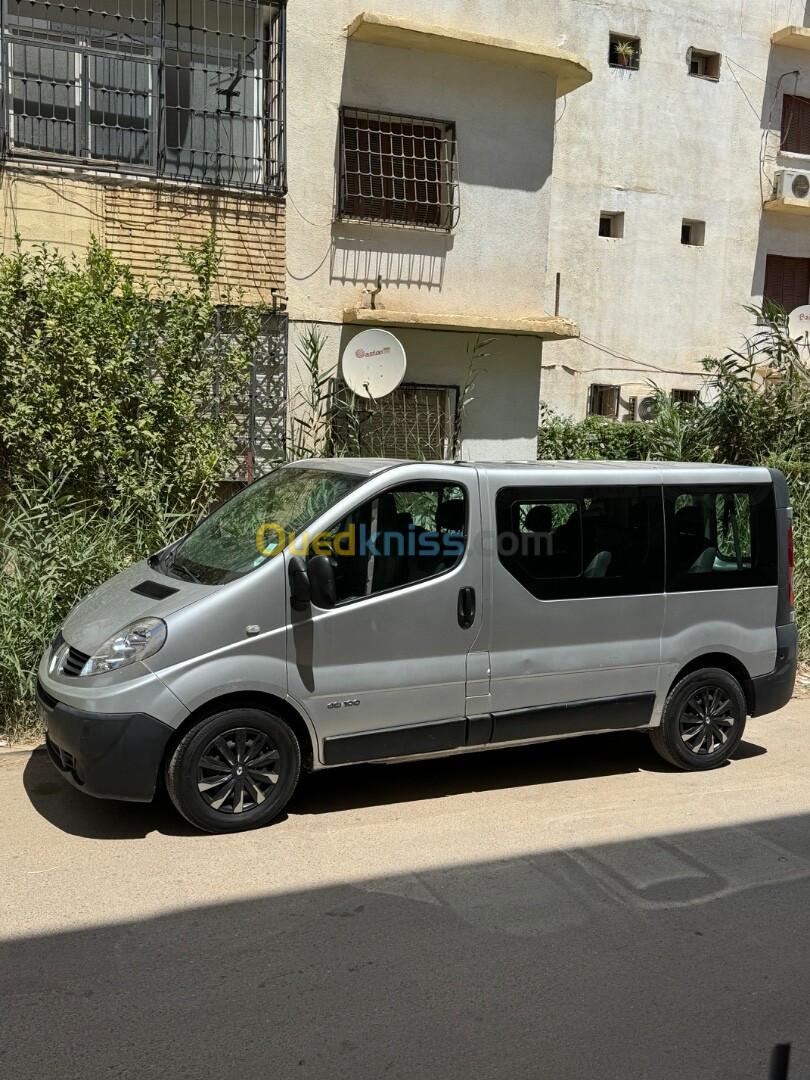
[537,404,653,461]
[0,238,261,739]
[0,236,260,515]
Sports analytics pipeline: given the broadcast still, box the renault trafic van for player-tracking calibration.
[37,460,797,833]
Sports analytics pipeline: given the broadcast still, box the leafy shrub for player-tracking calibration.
[0,236,260,515]
[537,404,653,461]
[0,238,261,739]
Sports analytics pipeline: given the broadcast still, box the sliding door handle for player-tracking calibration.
[458,587,476,630]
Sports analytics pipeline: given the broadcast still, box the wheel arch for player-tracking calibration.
[162,691,317,773]
[668,653,754,714]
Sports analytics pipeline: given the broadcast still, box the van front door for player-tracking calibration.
[486,482,666,743]
[286,469,484,765]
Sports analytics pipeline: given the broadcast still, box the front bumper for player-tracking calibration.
[37,680,173,802]
[751,622,798,718]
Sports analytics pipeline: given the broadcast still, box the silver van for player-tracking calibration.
[37,460,797,833]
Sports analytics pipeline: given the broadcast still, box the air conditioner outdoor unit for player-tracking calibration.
[774,169,810,202]
[633,396,657,422]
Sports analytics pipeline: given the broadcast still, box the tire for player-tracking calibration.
[165,708,301,833]
[649,667,747,771]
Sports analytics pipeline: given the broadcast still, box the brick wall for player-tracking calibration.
[1,168,285,305]
[105,183,285,304]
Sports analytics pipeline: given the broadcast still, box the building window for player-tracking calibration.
[681,220,706,246]
[688,49,721,81]
[764,254,810,312]
[339,108,460,230]
[599,212,625,238]
[608,35,640,70]
[781,94,810,156]
[332,383,459,460]
[1,0,286,191]
[671,389,698,405]
[588,384,621,418]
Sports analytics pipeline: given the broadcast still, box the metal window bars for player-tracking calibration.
[339,107,460,230]
[331,382,459,461]
[0,0,286,192]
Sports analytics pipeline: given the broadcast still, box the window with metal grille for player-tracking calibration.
[332,383,459,460]
[764,254,810,312]
[781,94,810,156]
[339,108,459,230]
[588,384,620,418]
[671,388,698,405]
[1,0,286,191]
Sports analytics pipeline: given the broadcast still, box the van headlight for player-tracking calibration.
[80,618,167,677]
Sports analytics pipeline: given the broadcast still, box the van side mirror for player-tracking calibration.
[288,556,311,611]
[308,555,337,610]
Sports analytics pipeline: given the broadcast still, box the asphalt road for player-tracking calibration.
[1,704,809,1080]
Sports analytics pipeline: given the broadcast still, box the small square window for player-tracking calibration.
[609,35,640,70]
[588,384,621,418]
[681,219,705,246]
[688,49,721,81]
[599,212,625,238]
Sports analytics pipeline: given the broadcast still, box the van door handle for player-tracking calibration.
[458,587,476,629]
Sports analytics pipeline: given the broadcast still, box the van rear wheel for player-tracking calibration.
[650,668,747,771]
[165,708,301,833]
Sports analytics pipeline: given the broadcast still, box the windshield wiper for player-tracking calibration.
[166,549,202,585]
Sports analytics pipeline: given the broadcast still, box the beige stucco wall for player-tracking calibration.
[0,168,285,303]
[287,320,544,462]
[545,0,808,416]
[285,2,567,457]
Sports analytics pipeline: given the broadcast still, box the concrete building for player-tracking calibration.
[285,5,591,460]
[286,0,810,445]
[4,1,810,462]
[544,0,810,420]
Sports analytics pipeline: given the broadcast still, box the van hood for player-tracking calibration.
[61,560,216,655]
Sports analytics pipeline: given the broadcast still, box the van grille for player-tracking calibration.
[36,679,57,710]
[62,645,91,677]
[46,735,77,775]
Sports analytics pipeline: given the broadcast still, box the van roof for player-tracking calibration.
[286,459,775,484]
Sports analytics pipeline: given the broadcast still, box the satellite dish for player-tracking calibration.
[788,305,810,357]
[341,330,407,399]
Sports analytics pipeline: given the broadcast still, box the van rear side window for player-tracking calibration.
[495,486,664,599]
[665,486,778,591]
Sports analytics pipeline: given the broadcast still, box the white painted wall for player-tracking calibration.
[546,0,810,415]
[285,1,564,458]
[286,0,810,447]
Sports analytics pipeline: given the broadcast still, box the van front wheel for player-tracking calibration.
[166,708,301,833]
[650,668,747,771]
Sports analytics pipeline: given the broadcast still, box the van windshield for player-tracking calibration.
[163,467,365,585]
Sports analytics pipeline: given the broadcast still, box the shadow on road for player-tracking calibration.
[22,729,767,841]
[0,810,805,1080]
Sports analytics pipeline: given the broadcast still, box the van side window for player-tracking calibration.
[329,483,467,604]
[495,486,664,599]
[665,486,777,590]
